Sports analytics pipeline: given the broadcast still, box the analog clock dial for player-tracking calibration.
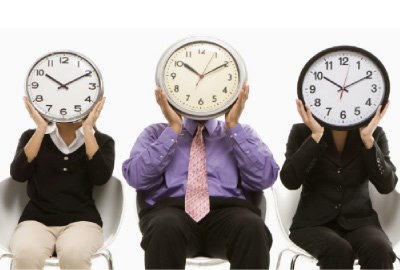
[299,47,389,130]
[26,51,103,122]
[163,42,240,114]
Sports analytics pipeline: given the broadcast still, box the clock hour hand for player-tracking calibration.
[203,62,229,77]
[183,63,201,77]
[323,76,348,92]
[58,71,92,89]
[45,74,68,90]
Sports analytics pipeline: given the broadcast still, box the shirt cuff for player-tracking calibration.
[226,124,246,144]
[157,126,179,149]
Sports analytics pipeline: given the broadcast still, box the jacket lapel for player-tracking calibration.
[322,130,341,166]
[341,130,363,167]
[322,129,363,167]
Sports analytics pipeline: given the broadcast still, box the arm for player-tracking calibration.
[122,125,178,190]
[280,124,327,190]
[361,127,397,194]
[280,100,327,189]
[86,135,115,185]
[228,124,279,191]
[10,130,36,182]
[359,103,396,193]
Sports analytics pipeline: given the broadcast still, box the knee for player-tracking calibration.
[358,238,396,263]
[234,216,272,248]
[12,243,49,268]
[57,246,92,269]
[321,239,354,261]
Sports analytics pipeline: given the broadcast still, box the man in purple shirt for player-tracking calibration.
[123,83,279,269]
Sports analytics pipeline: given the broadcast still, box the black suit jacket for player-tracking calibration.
[280,124,398,230]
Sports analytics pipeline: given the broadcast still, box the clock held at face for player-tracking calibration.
[26,51,103,123]
[156,36,248,120]
[298,45,390,131]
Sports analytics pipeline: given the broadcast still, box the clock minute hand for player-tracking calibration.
[183,63,201,76]
[45,74,68,90]
[323,76,348,92]
[58,71,92,89]
[203,62,229,77]
[343,76,369,89]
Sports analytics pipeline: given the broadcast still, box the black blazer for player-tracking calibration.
[280,124,398,230]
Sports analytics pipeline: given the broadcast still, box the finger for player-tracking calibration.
[296,100,308,122]
[305,105,315,122]
[96,97,106,112]
[379,101,390,119]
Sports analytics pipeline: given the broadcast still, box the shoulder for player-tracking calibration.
[287,123,311,136]
[141,123,169,136]
[373,126,386,140]
[94,130,115,144]
[19,129,36,140]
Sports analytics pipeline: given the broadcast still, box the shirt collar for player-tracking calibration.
[183,118,218,136]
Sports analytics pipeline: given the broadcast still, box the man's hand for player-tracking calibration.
[155,86,182,134]
[225,82,249,130]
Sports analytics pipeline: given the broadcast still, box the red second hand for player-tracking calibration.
[196,52,216,87]
[340,65,351,100]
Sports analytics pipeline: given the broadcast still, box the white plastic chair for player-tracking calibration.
[273,181,400,270]
[0,176,124,270]
[136,191,266,268]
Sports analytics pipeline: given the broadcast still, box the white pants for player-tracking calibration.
[10,220,103,270]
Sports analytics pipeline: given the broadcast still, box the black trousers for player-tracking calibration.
[289,220,396,269]
[139,197,272,269]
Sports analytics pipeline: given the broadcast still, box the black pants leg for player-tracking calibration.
[344,225,396,269]
[290,223,396,270]
[139,199,202,269]
[290,226,355,269]
[200,197,272,269]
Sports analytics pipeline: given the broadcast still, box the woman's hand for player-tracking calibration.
[23,96,48,131]
[296,99,324,143]
[225,82,249,129]
[82,97,105,130]
[359,102,389,149]
[155,86,182,134]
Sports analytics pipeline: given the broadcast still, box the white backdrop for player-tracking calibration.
[0,29,399,269]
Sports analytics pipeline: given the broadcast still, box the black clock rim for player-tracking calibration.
[297,45,390,131]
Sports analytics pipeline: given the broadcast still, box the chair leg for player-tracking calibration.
[0,253,13,270]
[290,254,300,270]
[276,249,290,270]
[96,249,113,270]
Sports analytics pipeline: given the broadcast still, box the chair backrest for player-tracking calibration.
[273,180,400,248]
[272,181,302,237]
[93,176,124,249]
[0,177,29,252]
[369,184,400,249]
[0,176,124,252]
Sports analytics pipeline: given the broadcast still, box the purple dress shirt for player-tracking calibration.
[122,118,279,205]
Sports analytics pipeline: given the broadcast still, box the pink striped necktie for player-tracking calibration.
[185,124,210,222]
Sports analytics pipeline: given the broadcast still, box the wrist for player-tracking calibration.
[226,121,238,130]
[311,132,323,143]
[362,136,374,149]
[170,123,182,134]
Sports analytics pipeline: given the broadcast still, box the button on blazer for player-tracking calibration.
[280,123,398,230]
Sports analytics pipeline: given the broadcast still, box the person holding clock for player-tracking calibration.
[9,97,115,270]
[280,100,397,269]
[122,82,279,269]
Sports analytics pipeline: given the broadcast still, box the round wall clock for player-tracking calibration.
[26,51,103,123]
[298,45,390,130]
[156,36,247,120]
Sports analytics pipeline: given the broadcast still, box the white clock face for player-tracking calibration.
[26,51,103,123]
[162,41,241,117]
[300,48,388,130]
